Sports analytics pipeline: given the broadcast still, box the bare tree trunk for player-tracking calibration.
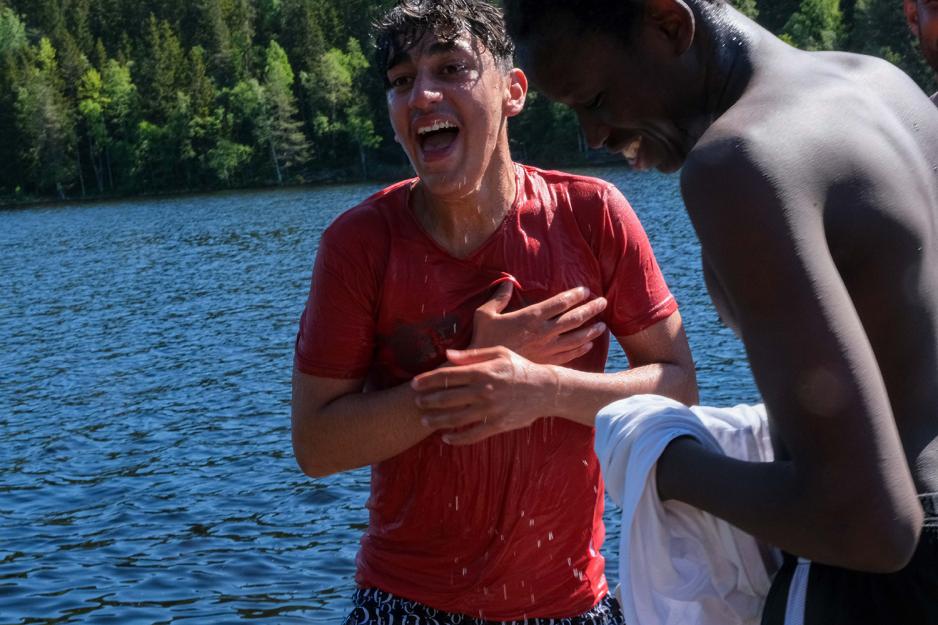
[269,138,282,185]
[88,134,103,193]
[106,148,114,191]
[76,148,86,197]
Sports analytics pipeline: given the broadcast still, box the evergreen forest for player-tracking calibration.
[0,0,934,203]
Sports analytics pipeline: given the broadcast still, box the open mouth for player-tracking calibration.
[417,120,460,159]
[621,136,643,166]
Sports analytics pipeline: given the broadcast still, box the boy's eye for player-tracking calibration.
[442,63,465,75]
[389,75,413,89]
[586,92,605,111]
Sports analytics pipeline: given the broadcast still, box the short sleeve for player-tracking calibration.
[293,209,388,379]
[593,184,677,336]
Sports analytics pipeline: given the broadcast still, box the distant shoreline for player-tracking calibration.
[0,155,626,211]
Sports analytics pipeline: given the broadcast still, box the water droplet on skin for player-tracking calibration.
[421,303,425,313]
[548,531,554,541]
[537,539,542,549]
[567,557,572,566]
[503,584,508,600]
[520,510,525,517]
[462,567,468,576]
[455,495,459,511]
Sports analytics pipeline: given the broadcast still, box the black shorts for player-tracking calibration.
[343,588,625,625]
[761,493,938,625]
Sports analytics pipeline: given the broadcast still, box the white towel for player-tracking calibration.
[595,394,782,625]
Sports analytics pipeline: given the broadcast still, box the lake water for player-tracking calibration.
[0,166,758,623]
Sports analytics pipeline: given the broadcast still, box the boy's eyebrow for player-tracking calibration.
[386,39,466,73]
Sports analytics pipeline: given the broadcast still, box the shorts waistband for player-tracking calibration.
[349,588,624,625]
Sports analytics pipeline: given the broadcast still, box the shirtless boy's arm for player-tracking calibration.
[653,139,922,572]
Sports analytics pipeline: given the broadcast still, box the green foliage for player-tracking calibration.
[731,0,760,20]
[15,37,76,197]
[782,0,844,50]
[310,37,380,178]
[0,7,27,56]
[207,138,252,183]
[510,90,583,166]
[263,40,310,183]
[0,0,934,201]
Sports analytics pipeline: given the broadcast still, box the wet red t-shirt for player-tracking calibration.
[294,165,677,620]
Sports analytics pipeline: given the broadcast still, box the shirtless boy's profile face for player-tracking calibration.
[385,31,526,197]
[519,17,698,173]
[906,0,938,76]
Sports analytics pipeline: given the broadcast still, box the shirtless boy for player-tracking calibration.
[291,1,696,622]
[448,1,938,622]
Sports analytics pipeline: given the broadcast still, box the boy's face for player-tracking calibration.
[385,31,526,197]
[906,0,938,76]
[520,26,694,174]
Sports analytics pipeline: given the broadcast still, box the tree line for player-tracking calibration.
[0,0,933,203]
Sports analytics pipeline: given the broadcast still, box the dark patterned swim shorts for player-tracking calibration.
[343,588,625,625]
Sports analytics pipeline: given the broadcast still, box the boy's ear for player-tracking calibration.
[505,68,528,118]
[644,0,695,56]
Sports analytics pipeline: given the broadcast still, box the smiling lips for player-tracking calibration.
[416,119,461,159]
[620,136,642,163]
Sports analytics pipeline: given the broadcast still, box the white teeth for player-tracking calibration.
[417,120,457,135]
[622,136,642,160]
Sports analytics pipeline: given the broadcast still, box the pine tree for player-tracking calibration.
[100,57,138,190]
[262,40,309,183]
[0,6,28,195]
[78,66,107,192]
[312,37,379,178]
[138,15,186,123]
[15,37,76,197]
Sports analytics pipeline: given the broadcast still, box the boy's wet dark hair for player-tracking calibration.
[374,0,515,87]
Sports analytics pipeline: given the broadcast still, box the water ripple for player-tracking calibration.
[0,172,755,621]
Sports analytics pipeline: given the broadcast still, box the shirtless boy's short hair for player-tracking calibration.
[504,0,723,44]
[374,0,515,86]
